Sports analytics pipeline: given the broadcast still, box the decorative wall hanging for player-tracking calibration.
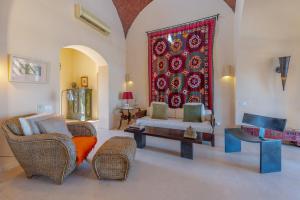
[9,55,48,83]
[147,15,217,109]
[275,56,291,91]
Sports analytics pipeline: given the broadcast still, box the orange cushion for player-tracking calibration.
[72,136,97,165]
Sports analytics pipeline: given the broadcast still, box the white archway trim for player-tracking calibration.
[62,45,110,129]
[64,45,108,67]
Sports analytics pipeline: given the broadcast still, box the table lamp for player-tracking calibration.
[122,91,133,107]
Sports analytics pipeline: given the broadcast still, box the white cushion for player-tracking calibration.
[203,110,212,121]
[147,103,176,118]
[151,101,167,105]
[37,116,72,138]
[175,108,184,119]
[136,116,213,133]
[167,108,176,118]
[184,103,202,105]
[19,118,32,136]
[147,103,212,121]
[147,102,167,116]
[146,107,152,116]
[19,113,55,136]
[183,103,206,121]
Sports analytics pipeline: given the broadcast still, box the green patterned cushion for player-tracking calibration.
[151,102,168,120]
[183,103,203,122]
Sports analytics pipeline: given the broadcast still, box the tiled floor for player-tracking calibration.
[0,129,299,200]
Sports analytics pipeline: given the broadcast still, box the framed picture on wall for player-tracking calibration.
[81,76,88,87]
[8,55,48,83]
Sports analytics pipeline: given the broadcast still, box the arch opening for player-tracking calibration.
[59,45,110,129]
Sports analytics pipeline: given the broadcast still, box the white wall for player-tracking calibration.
[235,0,300,129]
[126,0,235,131]
[60,49,74,97]
[0,2,10,119]
[0,0,126,155]
[0,0,125,124]
[0,0,10,156]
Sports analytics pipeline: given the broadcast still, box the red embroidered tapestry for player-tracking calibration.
[148,16,217,109]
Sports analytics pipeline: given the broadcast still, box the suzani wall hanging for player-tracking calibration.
[147,15,217,109]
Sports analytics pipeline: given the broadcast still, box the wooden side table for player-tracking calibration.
[118,106,138,129]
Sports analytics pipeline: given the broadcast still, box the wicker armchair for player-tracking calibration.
[1,114,96,184]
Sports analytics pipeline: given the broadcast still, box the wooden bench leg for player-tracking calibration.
[202,133,215,147]
[181,141,193,159]
[134,133,146,148]
[211,134,215,147]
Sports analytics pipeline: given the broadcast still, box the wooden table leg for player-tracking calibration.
[118,111,126,129]
[211,134,215,147]
[181,141,193,159]
[127,110,132,124]
[202,132,215,147]
[118,119,122,129]
[134,133,146,148]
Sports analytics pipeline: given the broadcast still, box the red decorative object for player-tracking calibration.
[283,130,300,146]
[241,126,300,147]
[122,91,134,100]
[122,91,134,105]
[148,16,217,109]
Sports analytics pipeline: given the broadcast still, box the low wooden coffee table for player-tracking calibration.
[125,127,203,159]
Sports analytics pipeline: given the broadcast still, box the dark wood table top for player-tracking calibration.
[125,126,202,144]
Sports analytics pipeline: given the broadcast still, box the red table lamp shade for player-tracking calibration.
[122,92,133,100]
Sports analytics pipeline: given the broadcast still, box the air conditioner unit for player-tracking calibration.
[75,4,111,35]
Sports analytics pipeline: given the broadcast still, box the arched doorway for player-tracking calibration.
[60,45,109,129]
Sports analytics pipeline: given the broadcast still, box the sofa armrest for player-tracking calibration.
[67,121,96,137]
[10,133,76,161]
[7,133,77,182]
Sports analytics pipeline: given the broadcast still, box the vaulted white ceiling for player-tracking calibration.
[112,0,235,37]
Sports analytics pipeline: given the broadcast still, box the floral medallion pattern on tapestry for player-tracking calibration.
[154,74,168,92]
[168,92,185,108]
[170,73,185,92]
[153,38,169,56]
[154,57,168,74]
[168,55,186,73]
[148,17,216,109]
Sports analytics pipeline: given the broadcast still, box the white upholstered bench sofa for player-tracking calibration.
[136,106,215,146]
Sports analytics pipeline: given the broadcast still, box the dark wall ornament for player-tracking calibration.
[276,56,291,91]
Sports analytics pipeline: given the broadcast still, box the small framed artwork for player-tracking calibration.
[9,55,48,83]
[81,76,88,87]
